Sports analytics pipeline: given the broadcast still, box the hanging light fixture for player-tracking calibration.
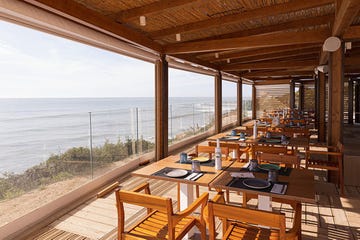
[176,33,181,41]
[227,59,230,63]
[139,16,146,26]
[215,53,219,58]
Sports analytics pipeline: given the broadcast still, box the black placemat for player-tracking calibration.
[152,167,191,178]
[219,136,240,141]
[226,178,288,194]
[241,166,292,176]
[175,159,215,167]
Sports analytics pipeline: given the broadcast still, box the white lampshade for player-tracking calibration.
[317,65,328,73]
[176,33,181,41]
[139,16,146,26]
[323,36,341,52]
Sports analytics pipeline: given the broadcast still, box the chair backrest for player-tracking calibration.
[208,200,286,240]
[251,145,288,159]
[195,145,229,159]
[259,152,300,168]
[283,127,310,138]
[208,142,240,161]
[115,188,174,240]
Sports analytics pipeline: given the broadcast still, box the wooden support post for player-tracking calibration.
[290,80,295,109]
[318,72,326,142]
[155,55,168,161]
[237,78,243,126]
[298,83,304,111]
[252,84,256,119]
[215,72,222,133]
[348,78,353,124]
[314,75,319,129]
[355,81,360,123]
[328,45,344,146]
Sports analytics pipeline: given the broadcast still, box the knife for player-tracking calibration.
[191,173,204,181]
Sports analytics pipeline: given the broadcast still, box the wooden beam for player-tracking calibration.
[155,55,169,160]
[290,81,295,109]
[332,0,360,36]
[344,25,360,40]
[25,0,162,52]
[116,0,198,21]
[254,79,291,85]
[199,43,319,61]
[218,49,319,65]
[164,29,330,54]
[221,59,318,71]
[215,72,222,133]
[242,70,313,78]
[150,0,333,38]
[190,14,333,43]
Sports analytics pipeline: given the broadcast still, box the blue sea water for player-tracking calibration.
[0,97,236,175]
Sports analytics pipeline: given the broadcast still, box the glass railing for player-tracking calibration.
[222,99,237,126]
[242,98,253,121]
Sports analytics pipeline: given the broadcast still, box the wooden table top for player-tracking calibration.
[131,155,234,187]
[210,161,316,204]
[207,132,309,148]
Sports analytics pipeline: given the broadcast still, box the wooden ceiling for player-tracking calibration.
[25,0,360,83]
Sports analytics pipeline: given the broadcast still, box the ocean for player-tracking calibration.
[0,97,237,175]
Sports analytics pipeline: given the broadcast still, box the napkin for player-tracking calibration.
[230,172,255,178]
[270,183,287,194]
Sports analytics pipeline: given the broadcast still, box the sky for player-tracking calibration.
[0,20,251,98]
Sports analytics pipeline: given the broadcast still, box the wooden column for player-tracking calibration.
[314,75,319,129]
[290,80,295,109]
[252,84,256,119]
[355,81,360,123]
[298,83,304,111]
[215,72,222,133]
[155,55,168,161]
[237,78,243,126]
[328,45,344,146]
[348,78,353,124]
[318,72,326,142]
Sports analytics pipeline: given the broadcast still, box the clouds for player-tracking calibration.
[0,20,250,98]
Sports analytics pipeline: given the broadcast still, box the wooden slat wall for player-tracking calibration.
[255,84,290,117]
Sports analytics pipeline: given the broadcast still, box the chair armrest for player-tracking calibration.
[174,192,209,223]
[130,182,151,194]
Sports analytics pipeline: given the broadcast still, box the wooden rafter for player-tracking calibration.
[178,14,333,42]
[213,47,320,65]
[115,0,198,22]
[165,29,330,54]
[241,70,313,78]
[344,25,360,40]
[221,59,318,71]
[25,0,162,52]
[149,0,333,38]
[199,44,319,61]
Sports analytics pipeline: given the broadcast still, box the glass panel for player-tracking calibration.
[222,80,237,126]
[242,84,252,121]
[169,68,214,144]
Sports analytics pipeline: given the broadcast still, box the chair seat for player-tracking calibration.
[223,222,280,240]
[126,211,196,239]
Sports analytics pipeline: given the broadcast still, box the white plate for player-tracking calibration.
[243,178,271,189]
[165,169,188,178]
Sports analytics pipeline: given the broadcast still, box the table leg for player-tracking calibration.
[258,195,272,211]
[179,183,194,239]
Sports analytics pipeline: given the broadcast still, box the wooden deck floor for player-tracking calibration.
[28,173,360,240]
[28,124,360,240]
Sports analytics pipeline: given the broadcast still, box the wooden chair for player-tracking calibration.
[115,182,209,240]
[194,145,230,160]
[305,141,344,195]
[208,192,301,240]
[208,141,250,161]
[259,152,300,169]
[208,192,286,240]
[249,145,289,160]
